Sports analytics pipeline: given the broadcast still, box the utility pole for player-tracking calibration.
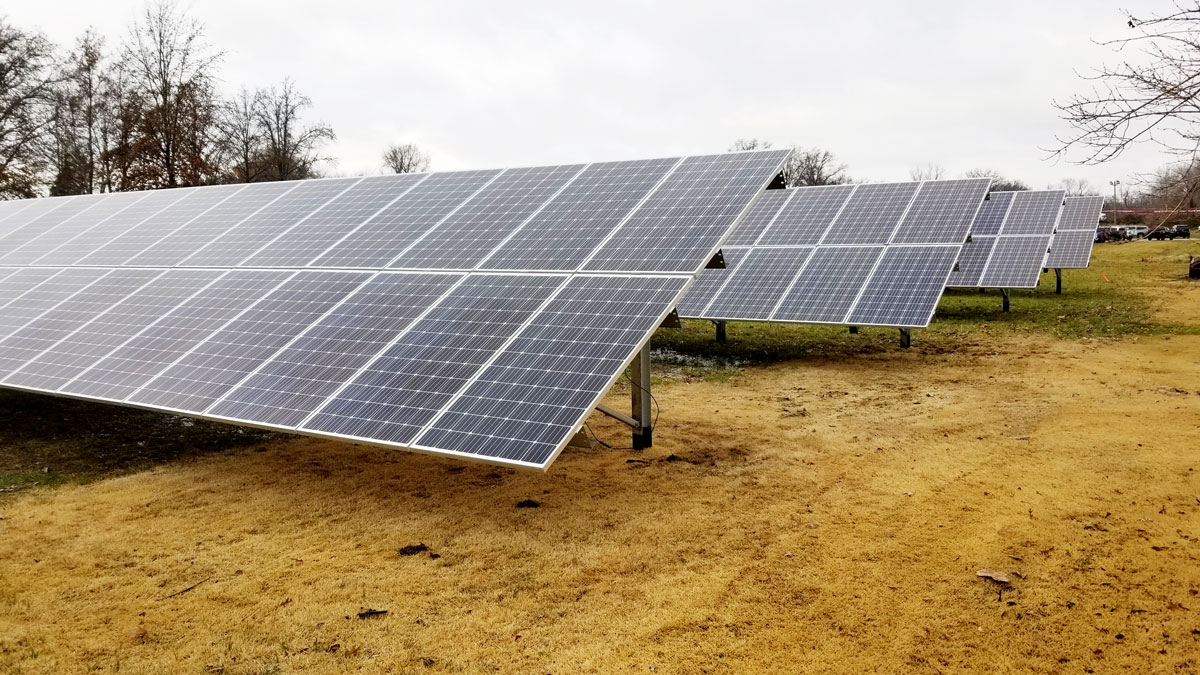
[1109,179,1121,202]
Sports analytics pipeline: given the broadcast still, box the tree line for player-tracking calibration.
[0,2,427,200]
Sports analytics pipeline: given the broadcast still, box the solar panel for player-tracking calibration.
[944,235,996,287]
[978,236,1049,288]
[240,173,428,267]
[758,185,855,246]
[77,185,249,266]
[127,182,300,266]
[62,270,298,401]
[129,271,373,412]
[414,275,689,466]
[702,247,813,320]
[773,246,884,323]
[207,272,464,428]
[723,189,791,246]
[2,270,225,391]
[0,269,165,378]
[847,246,961,327]
[580,149,793,272]
[32,189,192,266]
[300,274,566,446]
[0,193,149,265]
[311,169,501,269]
[820,182,921,245]
[479,158,680,270]
[950,190,1064,289]
[390,164,585,269]
[680,178,991,328]
[180,178,362,267]
[674,248,748,318]
[1045,196,1104,268]
[0,150,789,469]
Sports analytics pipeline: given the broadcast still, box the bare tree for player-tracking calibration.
[786,148,851,186]
[909,163,946,181]
[962,168,1030,192]
[49,30,110,195]
[122,0,223,187]
[1054,4,1200,164]
[0,18,60,198]
[216,86,262,183]
[1051,178,1100,196]
[253,78,335,181]
[730,138,771,151]
[382,142,430,174]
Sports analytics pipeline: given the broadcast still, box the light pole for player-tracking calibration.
[1109,179,1121,202]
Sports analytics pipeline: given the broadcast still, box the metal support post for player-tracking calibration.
[713,320,727,343]
[849,326,859,334]
[978,287,986,294]
[631,343,653,450]
[899,328,911,349]
[1055,268,1062,294]
[1001,289,1010,312]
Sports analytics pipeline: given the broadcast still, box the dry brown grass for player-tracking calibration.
[1,243,1199,673]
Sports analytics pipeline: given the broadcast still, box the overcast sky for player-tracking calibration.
[7,1,1166,193]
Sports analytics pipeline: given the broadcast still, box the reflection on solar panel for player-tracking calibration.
[0,149,789,469]
[1045,196,1104,268]
[947,190,1063,289]
[679,178,991,329]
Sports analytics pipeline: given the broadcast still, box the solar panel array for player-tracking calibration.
[677,178,992,328]
[0,149,790,470]
[1045,196,1104,269]
[946,190,1065,288]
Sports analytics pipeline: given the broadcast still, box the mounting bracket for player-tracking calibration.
[595,343,654,450]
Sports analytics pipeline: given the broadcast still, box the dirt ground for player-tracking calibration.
[0,242,1198,673]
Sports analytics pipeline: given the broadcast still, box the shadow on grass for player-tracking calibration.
[0,389,280,495]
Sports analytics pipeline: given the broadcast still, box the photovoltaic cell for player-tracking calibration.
[480,158,680,270]
[77,184,247,266]
[847,246,960,326]
[1001,190,1065,235]
[129,271,371,412]
[390,164,585,270]
[181,178,361,267]
[978,236,1049,288]
[241,173,429,267]
[675,248,748,317]
[0,269,163,379]
[301,274,565,445]
[62,270,295,401]
[416,275,689,466]
[820,182,920,245]
[127,182,301,266]
[0,192,149,265]
[892,179,991,244]
[2,270,224,391]
[758,184,855,246]
[703,247,813,320]
[773,246,884,323]
[945,236,997,287]
[723,189,791,246]
[312,170,500,268]
[207,272,464,428]
[581,149,791,272]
